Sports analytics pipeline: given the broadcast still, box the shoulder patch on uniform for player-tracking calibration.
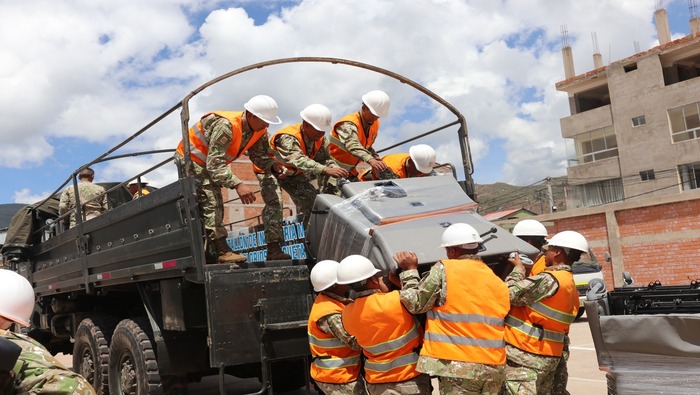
[216,133,231,146]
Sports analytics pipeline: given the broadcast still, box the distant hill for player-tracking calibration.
[475,176,568,216]
[0,203,25,229]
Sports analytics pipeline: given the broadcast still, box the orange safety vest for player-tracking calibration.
[504,269,578,357]
[358,153,412,181]
[308,293,362,384]
[328,112,380,176]
[421,259,510,365]
[530,255,546,275]
[253,124,324,175]
[342,291,421,384]
[176,111,267,167]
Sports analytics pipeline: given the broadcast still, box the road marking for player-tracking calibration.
[570,345,596,351]
[568,377,606,383]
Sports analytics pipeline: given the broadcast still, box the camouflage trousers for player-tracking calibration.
[502,351,559,395]
[257,172,318,244]
[551,343,570,395]
[191,164,227,240]
[316,378,367,395]
[365,373,431,395]
[436,371,505,395]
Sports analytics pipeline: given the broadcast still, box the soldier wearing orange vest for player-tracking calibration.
[338,255,431,395]
[357,144,437,182]
[307,260,364,395]
[325,90,391,194]
[502,231,588,395]
[252,104,350,260]
[394,223,510,394]
[175,95,285,266]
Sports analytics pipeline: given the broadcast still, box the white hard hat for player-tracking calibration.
[300,104,333,133]
[409,144,436,174]
[129,176,148,186]
[336,255,380,285]
[546,230,589,253]
[512,219,548,237]
[0,270,35,327]
[244,95,282,125]
[361,90,391,118]
[440,223,483,249]
[310,260,340,292]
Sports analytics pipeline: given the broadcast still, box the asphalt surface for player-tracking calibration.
[56,313,607,394]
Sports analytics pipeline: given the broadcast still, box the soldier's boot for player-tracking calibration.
[266,242,292,261]
[214,237,246,266]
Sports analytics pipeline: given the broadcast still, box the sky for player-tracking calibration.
[0,0,695,204]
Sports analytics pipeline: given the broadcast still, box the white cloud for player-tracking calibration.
[12,188,52,204]
[0,0,691,202]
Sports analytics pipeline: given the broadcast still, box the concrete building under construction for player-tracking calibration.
[556,3,700,208]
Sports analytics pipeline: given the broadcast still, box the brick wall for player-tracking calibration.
[501,189,700,288]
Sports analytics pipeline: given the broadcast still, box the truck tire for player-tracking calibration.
[73,316,116,395]
[108,319,163,395]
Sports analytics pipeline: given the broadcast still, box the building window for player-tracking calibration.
[678,162,700,191]
[669,102,700,143]
[632,115,646,127]
[624,63,638,72]
[570,178,624,207]
[639,170,655,181]
[566,125,618,165]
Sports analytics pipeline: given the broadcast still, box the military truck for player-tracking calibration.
[1,57,536,395]
[585,274,700,394]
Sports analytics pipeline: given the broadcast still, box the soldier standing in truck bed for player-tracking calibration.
[253,104,349,260]
[324,90,391,194]
[58,167,108,228]
[176,95,286,265]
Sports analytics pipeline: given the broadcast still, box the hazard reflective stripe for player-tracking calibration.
[308,334,346,349]
[363,324,420,354]
[427,310,505,327]
[327,134,346,150]
[364,352,419,372]
[529,301,576,325]
[193,126,207,147]
[504,315,565,343]
[424,332,505,348]
[313,355,361,369]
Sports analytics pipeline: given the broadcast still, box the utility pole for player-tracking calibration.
[547,177,554,213]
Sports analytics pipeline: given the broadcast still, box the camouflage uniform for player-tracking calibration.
[258,129,339,243]
[313,292,366,395]
[58,180,108,228]
[399,256,506,395]
[0,329,96,394]
[365,373,431,395]
[186,113,275,241]
[502,265,572,395]
[322,118,380,195]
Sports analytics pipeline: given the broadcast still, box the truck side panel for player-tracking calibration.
[22,178,206,296]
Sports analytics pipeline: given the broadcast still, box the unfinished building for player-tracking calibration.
[556,4,700,208]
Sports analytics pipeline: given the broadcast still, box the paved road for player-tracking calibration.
[57,313,607,394]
